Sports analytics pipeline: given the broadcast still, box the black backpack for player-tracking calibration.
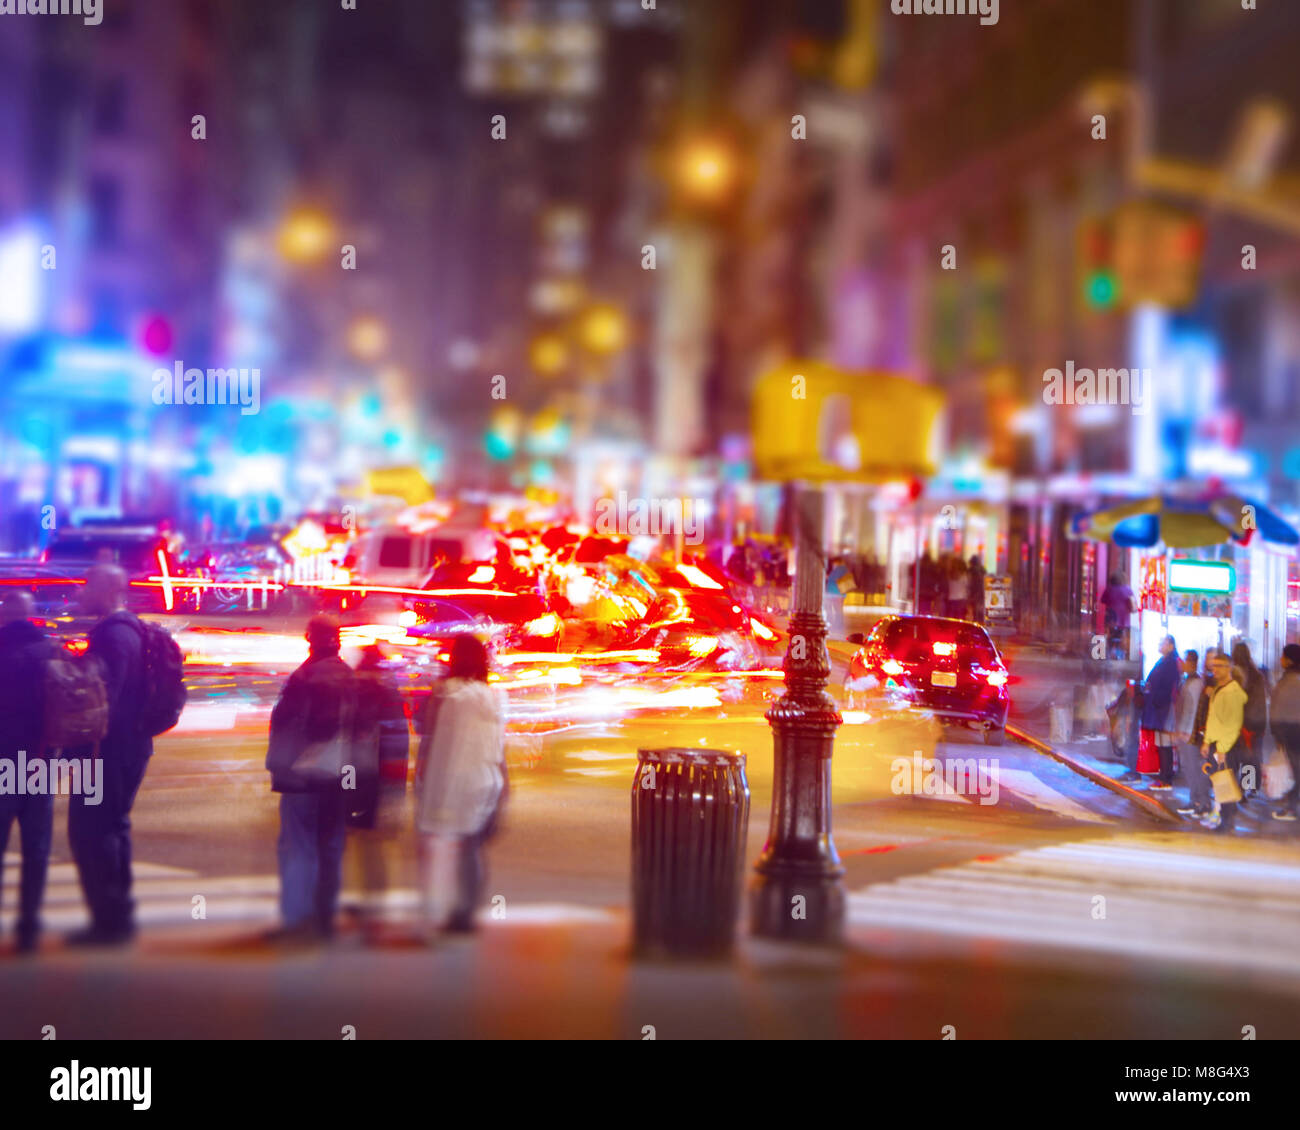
[128,618,188,737]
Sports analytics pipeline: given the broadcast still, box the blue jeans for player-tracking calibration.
[68,753,149,935]
[277,791,347,933]
[0,791,54,943]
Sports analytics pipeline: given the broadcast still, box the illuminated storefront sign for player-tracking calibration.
[1169,559,1235,594]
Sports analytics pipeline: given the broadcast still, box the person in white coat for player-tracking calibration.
[414,636,507,935]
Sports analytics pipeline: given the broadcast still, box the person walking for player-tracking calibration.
[1230,641,1269,799]
[414,636,506,937]
[66,565,155,947]
[1174,650,1211,819]
[1139,635,1180,789]
[946,556,968,620]
[1269,643,1300,822]
[1099,570,1136,660]
[266,614,358,943]
[1202,652,1249,832]
[966,555,986,624]
[346,644,411,941]
[0,592,61,953]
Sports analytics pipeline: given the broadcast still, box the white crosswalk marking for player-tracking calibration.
[1,854,615,934]
[847,833,1300,976]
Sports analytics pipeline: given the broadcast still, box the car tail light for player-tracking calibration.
[751,620,777,641]
[932,641,956,657]
[524,613,560,637]
[685,634,719,658]
[881,659,905,676]
[984,670,1009,687]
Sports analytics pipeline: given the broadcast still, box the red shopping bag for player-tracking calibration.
[1136,728,1160,774]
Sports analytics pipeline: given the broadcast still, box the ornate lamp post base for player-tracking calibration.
[750,487,846,945]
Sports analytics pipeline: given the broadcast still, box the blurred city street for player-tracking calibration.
[3,0,1300,1061]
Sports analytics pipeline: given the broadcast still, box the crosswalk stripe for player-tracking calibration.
[847,833,1300,976]
[1,856,616,933]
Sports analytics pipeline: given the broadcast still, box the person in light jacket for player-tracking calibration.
[414,636,507,935]
[1202,653,1249,832]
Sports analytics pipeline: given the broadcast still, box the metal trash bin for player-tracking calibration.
[631,748,750,958]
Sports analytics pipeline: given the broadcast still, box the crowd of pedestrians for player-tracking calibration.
[0,585,508,954]
[1125,633,1300,832]
[263,614,507,947]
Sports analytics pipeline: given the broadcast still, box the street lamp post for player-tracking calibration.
[751,483,845,944]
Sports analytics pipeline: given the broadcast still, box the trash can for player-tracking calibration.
[631,748,750,958]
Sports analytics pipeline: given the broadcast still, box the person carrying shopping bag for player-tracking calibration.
[1201,653,1248,833]
[414,636,507,938]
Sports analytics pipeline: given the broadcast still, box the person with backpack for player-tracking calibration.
[67,564,184,946]
[265,614,358,944]
[0,592,62,953]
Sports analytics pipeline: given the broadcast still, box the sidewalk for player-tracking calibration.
[7,833,1300,1040]
[1002,643,1300,840]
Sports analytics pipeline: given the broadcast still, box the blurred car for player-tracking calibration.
[41,525,195,613]
[845,615,1010,744]
[402,585,563,653]
[187,541,294,613]
[627,589,766,670]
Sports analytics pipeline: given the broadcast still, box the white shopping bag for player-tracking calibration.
[1263,744,1296,801]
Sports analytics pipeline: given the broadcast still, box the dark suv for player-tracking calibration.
[845,615,1010,744]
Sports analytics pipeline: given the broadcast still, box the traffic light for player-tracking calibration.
[1077,216,1119,313]
[1113,201,1204,310]
[1076,203,1205,314]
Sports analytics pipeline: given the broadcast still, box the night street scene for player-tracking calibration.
[1,0,1300,1102]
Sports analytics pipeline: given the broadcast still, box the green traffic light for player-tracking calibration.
[1085,271,1117,309]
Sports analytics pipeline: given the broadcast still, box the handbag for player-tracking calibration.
[294,697,356,786]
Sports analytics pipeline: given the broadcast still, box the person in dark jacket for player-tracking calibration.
[346,645,410,942]
[67,565,153,947]
[1231,640,1268,797]
[1269,643,1300,821]
[1138,635,1180,786]
[0,592,60,953]
[966,556,986,624]
[266,614,357,943]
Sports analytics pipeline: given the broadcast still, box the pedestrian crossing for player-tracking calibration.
[557,746,1118,821]
[847,833,1300,976]
[0,855,617,936]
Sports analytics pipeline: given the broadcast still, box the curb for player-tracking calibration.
[1005,724,1182,825]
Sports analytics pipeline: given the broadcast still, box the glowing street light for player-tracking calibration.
[577,303,629,356]
[278,207,335,264]
[346,315,389,361]
[677,139,737,205]
[529,331,570,376]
